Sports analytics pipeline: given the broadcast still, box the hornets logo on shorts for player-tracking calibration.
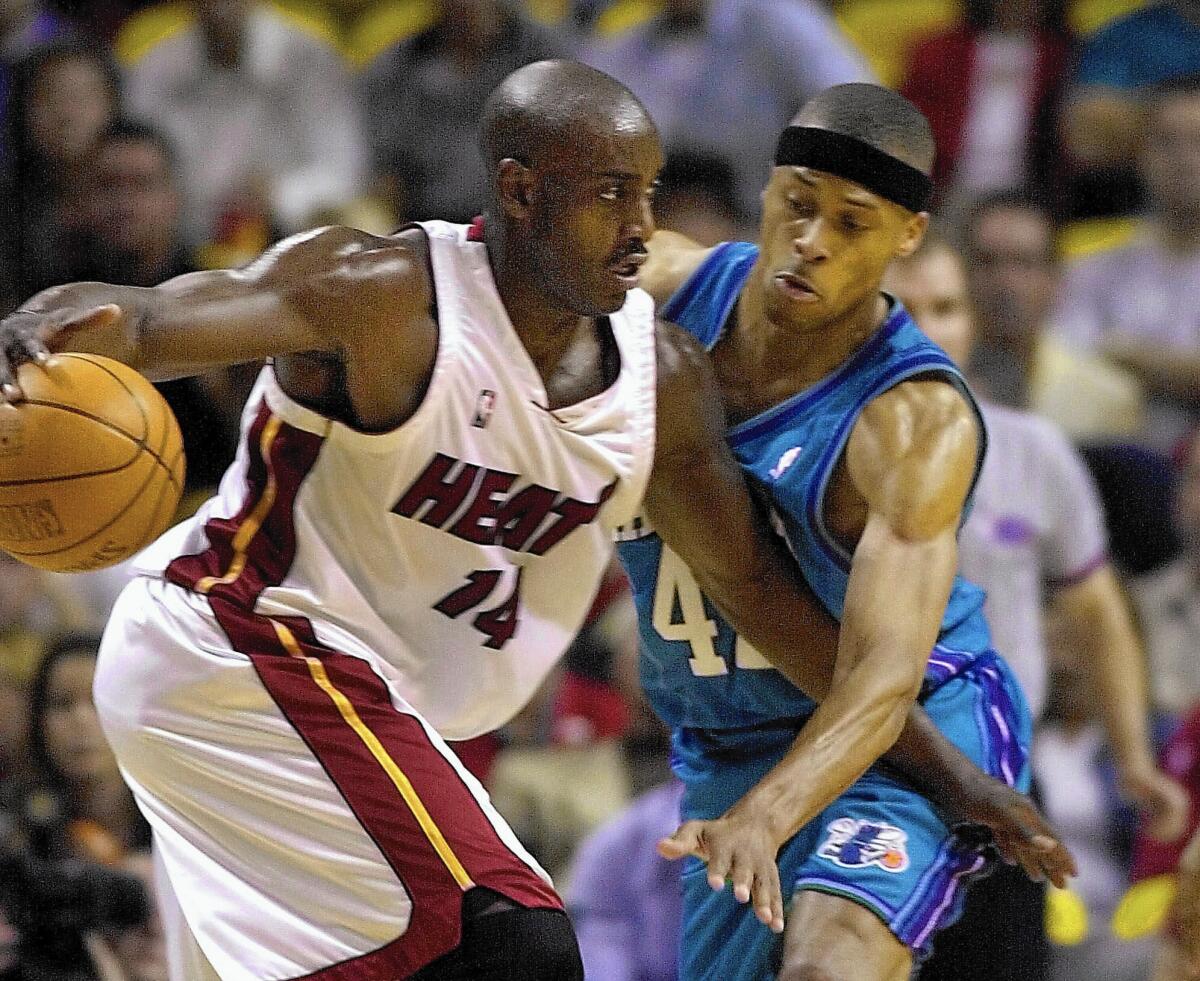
[818,818,911,873]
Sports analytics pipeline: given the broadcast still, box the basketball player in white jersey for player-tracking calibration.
[0,61,1067,979]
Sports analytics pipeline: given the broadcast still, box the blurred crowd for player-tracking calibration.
[2,0,1200,979]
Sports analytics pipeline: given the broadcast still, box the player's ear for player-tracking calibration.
[894,211,929,260]
[497,158,535,219]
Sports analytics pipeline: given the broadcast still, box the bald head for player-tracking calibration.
[480,60,655,177]
[792,83,936,175]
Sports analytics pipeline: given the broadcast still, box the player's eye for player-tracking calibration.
[787,197,813,217]
[599,186,621,202]
[841,214,868,232]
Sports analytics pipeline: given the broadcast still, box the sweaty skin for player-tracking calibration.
[642,165,1070,957]
[0,86,1069,941]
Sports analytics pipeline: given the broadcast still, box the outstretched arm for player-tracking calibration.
[644,330,1072,925]
[699,382,978,850]
[0,226,434,421]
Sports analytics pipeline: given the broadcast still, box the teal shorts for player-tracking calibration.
[672,651,1032,981]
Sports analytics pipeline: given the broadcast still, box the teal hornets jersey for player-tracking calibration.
[617,241,992,731]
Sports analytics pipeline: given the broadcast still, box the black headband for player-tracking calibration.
[774,126,933,213]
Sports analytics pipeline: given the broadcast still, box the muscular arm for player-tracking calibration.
[0,226,434,428]
[645,330,1068,878]
[711,381,980,845]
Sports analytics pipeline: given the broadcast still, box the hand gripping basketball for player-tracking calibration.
[0,304,123,402]
[0,306,185,572]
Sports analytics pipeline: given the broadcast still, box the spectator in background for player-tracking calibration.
[964,189,1179,576]
[898,0,1072,214]
[1130,435,1200,717]
[0,41,120,308]
[74,119,243,492]
[362,0,567,223]
[1064,1,1200,217]
[0,1,74,156]
[24,633,150,864]
[581,0,872,219]
[964,189,1143,441]
[651,153,743,247]
[123,0,365,250]
[883,234,1188,981]
[1054,77,1200,455]
[567,780,683,981]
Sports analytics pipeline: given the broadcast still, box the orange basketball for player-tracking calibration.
[0,353,185,572]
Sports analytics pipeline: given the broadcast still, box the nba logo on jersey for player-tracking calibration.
[818,818,910,873]
[472,389,497,428]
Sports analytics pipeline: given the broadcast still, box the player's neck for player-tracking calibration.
[485,229,590,377]
[731,285,888,391]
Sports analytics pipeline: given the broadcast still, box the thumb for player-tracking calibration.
[64,304,123,334]
[658,822,705,861]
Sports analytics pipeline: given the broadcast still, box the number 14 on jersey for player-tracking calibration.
[652,548,772,677]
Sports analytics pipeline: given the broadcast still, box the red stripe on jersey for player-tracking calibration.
[162,403,560,976]
[211,600,561,980]
[165,399,324,602]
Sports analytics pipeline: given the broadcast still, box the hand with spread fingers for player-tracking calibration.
[0,304,125,401]
[949,771,1077,889]
[659,808,787,936]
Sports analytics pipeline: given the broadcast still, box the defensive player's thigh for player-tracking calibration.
[678,856,782,981]
[782,890,911,981]
[790,769,990,965]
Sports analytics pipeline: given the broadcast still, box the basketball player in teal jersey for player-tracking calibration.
[620,84,1036,980]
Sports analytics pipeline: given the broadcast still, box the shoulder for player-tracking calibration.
[856,379,977,453]
[247,225,432,330]
[847,380,978,534]
[642,231,716,307]
[654,318,710,388]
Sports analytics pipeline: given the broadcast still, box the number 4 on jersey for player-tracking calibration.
[434,568,523,649]
[651,548,771,676]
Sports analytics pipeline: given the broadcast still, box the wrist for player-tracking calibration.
[727,791,793,847]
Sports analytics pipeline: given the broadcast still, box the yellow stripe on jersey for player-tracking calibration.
[270,619,476,891]
[196,414,284,594]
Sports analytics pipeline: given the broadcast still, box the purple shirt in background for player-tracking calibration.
[567,781,684,981]
[958,401,1109,720]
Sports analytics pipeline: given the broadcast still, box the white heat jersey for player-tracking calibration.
[135,220,657,739]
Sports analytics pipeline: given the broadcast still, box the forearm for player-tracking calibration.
[704,567,991,809]
[1061,571,1156,770]
[727,666,914,841]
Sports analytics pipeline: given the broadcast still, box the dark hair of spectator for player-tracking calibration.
[793,83,936,175]
[27,631,104,790]
[963,187,1056,258]
[4,41,122,178]
[657,153,737,212]
[964,0,1067,32]
[99,117,181,177]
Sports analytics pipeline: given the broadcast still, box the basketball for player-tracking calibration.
[0,353,185,572]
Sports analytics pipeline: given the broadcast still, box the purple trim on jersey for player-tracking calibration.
[1047,550,1110,590]
[923,645,978,690]
[909,851,987,952]
[727,306,909,447]
[973,658,1023,788]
